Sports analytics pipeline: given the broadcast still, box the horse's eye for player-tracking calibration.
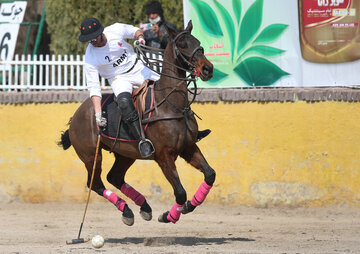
[177,41,187,48]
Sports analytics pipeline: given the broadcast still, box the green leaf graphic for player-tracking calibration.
[238,0,264,53]
[243,45,285,57]
[189,0,223,37]
[233,57,289,86]
[208,68,229,84]
[233,0,241,24]
[254,24,288,43]
[213,0,235,59]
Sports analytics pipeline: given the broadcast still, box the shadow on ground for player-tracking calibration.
[106,236,255,246]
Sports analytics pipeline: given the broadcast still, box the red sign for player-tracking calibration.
[302,0,352,28]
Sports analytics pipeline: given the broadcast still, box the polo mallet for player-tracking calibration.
[66,133,101,245]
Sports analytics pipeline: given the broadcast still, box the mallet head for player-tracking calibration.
[66,238,89,245]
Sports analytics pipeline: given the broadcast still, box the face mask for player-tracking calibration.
[149,16,161,24]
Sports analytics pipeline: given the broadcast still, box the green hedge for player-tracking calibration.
[46,0,184,55]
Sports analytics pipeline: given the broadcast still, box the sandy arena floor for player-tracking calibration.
[0,201,359,253]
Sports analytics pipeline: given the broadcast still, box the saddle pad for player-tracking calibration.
[100,88,154,141]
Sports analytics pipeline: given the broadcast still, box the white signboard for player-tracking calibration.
[0,1,26,62]
[0,1,27,23]
[0,24,20,61]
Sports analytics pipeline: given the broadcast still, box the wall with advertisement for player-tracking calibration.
[182,0,360,88]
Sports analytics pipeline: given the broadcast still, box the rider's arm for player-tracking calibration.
[85,63,106,127]
[84,62,102,114]
[91,95,102,114]
[134,30,145,45]
[135,29,144,40]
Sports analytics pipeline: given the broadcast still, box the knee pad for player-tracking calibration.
[117,92,132,110]
[116,92,138,123]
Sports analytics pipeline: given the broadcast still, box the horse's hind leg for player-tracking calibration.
[82,150,134,226]
[180,144,216,214]
[107,153,152,222]
[84,152,106,197]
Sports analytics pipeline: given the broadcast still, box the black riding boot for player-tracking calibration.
[197,129,211,141]
[117,92,154,158]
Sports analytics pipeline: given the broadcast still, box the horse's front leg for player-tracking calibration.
[156,149,187,224]
[180,144,216,214]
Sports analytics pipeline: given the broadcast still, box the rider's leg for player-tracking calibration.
[110,75,155,158]
[117,92,154,158]
[197,129,211,141]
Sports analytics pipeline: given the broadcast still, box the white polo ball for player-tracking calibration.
[91,235,104,248]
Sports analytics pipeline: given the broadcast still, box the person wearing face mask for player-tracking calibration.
[143,1,176,49]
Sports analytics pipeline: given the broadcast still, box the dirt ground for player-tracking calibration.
[0,201,359,254]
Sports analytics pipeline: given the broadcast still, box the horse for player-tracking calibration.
[59,20,215,225]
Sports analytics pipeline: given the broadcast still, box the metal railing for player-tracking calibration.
[0,52,162,91]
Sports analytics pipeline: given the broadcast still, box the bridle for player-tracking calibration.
[171,30,204,78]
[135,30,204,81]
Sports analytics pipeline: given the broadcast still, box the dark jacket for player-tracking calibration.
[144,20,176,49]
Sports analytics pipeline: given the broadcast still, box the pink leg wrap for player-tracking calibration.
[120,183,145,206]
[167,202,184,224]
[103,189,126,212]
[191,181,212,206]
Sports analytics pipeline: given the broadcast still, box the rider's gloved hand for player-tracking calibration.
[134,37,145,47]
[95,112,107,127]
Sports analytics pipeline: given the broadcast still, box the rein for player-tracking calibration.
[136,44,199,82]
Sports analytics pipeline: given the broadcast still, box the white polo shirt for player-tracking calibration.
[84,23,139,97]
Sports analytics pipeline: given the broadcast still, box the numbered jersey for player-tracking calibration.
[84,23,138,88]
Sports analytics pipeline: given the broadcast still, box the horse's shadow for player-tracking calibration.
[106,236,254,246]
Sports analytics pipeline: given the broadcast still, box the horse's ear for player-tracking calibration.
[165,23,177,39]
[185,20,193,33]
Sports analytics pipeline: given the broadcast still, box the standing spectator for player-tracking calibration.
[143,1,176,49]
[143,1,211,141]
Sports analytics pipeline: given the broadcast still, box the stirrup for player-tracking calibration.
[138,139,155,158]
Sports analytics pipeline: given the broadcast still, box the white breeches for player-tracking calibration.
[109,61,160,96]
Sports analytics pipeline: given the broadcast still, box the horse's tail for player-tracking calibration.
[58,118,72,150]
[58,129,72,150]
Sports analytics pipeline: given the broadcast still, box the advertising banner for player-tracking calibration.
[183,0,360,87]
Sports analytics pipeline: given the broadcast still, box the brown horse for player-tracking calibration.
[59,21,215,225]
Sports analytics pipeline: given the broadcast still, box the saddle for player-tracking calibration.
[100,80,155,141]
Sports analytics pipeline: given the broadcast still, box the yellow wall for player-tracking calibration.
[0,101,360,207]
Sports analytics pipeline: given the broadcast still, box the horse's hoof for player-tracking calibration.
[140,210,152,221]
[140,201,152,221]
[122,216,134,226]
[182,200,196,214]
[122,204,134,226]
[158,211,170,223]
